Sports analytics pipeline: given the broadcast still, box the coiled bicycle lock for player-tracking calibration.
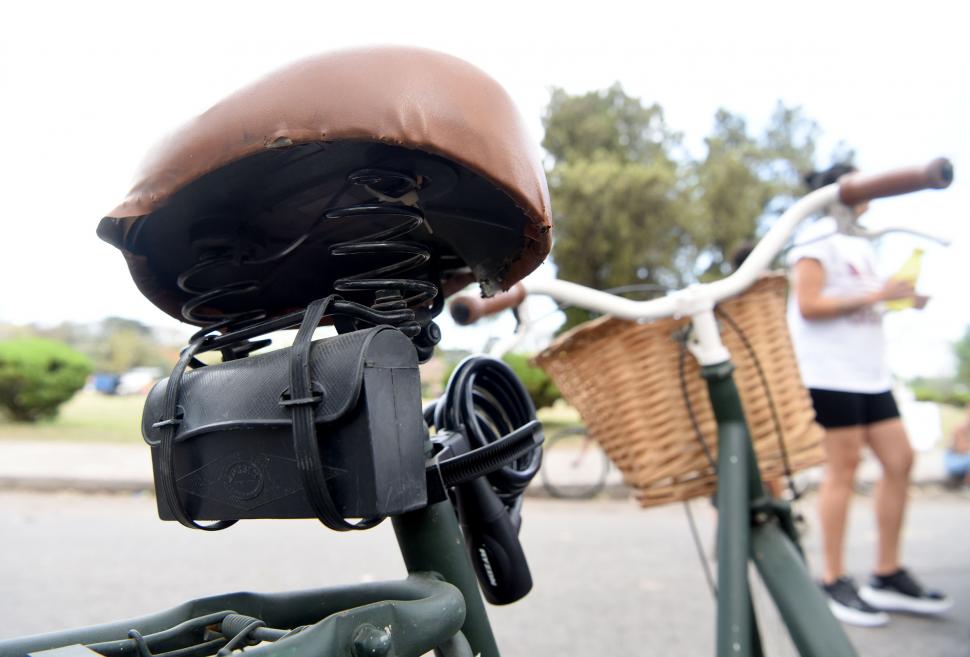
[425,356,544,605]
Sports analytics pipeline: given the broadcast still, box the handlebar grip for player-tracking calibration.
[449,284,527,325]
[839,157,953,206]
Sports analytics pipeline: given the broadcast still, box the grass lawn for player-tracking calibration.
[537,402,583,432]
[1,389,960,447]
[0,391,146,443]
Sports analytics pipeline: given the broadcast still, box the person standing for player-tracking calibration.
[786,164,951,626]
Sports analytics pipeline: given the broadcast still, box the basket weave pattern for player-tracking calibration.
[534,274,825,508]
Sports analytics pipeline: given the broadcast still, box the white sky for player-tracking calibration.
[1,0,967,378]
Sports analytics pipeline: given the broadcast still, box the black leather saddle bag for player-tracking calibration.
[142,324,427,527]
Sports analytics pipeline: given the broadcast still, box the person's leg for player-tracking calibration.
[864,417,913,576]
[861,414,951,613]
[811,390,890,625]
[818,425,866,583]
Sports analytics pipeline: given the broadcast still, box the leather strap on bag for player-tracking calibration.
[154,298,382,531]
[287,297,382,531]
[156,337,237,531]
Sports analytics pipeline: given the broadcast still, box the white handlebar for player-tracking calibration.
[522,185,839,321]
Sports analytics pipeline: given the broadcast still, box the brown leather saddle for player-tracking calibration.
[97,46,552,327]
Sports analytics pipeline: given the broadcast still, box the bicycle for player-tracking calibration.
[0,43,953,657]
[448,156,953,657]
[539,426,611,499]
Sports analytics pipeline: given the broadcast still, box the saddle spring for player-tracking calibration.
[175,167,442,360]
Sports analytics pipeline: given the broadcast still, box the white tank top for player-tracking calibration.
[786,217,891,393]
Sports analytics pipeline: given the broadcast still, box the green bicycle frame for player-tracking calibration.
[703,360,857,657]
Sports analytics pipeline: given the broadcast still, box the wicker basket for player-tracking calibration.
[534,274,825,508]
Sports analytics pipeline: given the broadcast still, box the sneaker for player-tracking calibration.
[823,576,890,627]
[860,568,953,615]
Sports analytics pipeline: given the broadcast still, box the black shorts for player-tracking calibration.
[808,388,900,429]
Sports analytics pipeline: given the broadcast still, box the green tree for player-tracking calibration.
[96,327,160,374]
[543,85,689,328]
[543,84,677,165]
[543,86,830,330]
[690,105,821,279]
[25,316,170,374]
[80,317,167,374]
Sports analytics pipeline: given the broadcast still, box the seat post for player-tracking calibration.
[393,501,502,657]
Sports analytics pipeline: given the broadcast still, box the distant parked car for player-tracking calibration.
[115,367,163,396]
[91,373,121,395]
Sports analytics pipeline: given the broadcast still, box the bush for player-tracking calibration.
[911,383,970,408]
[0,338,92,422]
[502,353,561,410]
[441,353,562,411]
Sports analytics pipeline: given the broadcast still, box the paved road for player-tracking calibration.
[1,490,967,656]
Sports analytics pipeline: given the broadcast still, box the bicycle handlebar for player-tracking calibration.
[450,284,526,324]
[449,158,953,325]
[839,157,953,206]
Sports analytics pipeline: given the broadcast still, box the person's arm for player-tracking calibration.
[791,258,915,320]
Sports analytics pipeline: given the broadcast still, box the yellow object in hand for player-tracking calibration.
[884,247,924,311]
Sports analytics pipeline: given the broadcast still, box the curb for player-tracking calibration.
[0,477,633,498]
[525,481,632,500]
[0,476,953,498]
[0,476,153,495]
[524,477,954,502]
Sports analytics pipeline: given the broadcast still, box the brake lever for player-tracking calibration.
[846,224,951,247]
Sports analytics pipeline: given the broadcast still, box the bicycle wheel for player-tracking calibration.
[540,426,611,499]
